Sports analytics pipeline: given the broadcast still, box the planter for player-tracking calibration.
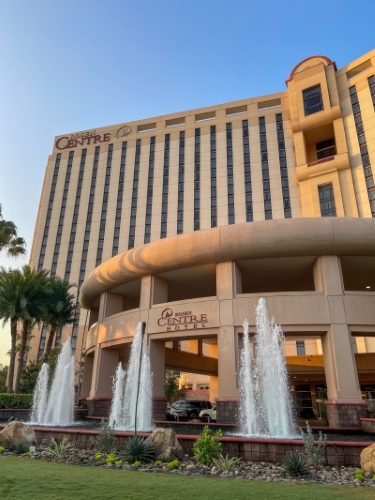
[360,417,375,434]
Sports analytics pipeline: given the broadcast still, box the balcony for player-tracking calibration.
[296,152,350,182]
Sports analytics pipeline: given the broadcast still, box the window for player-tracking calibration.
[129,139,141,248]
[296,341,306,356]
[194,129,200,230]
[318,183,337,217]
[275,114,292,219]
[316,138,336,159]
[303,85,323,116]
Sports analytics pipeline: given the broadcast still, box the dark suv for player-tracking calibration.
[168,400,212,420]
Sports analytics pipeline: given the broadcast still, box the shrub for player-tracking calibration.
[281,451,310,477]
[0,446,5,453]
[94,452,103,461]
[213,453,241,472]
[89,419,116,453]
[106,453,116,464]
[0,393,33,409]
[167,459,180,470]
[27,450,35,456]
[44,437,72,458]
[121,436,156,464]
[192,425,222,465]
[115,459,123,467]
[14,442,29,455]
[133,460,141,468]
[354,468,365,481]
[300,421,327,467]
[154,459,162,466]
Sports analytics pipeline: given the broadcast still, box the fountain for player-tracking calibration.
[238,298,297,438]
[109,322,153,431]
[29,338,75,426]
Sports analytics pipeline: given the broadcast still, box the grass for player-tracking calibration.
[0,457,374,500]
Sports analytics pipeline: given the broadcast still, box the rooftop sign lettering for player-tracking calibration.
[55,131,111,150]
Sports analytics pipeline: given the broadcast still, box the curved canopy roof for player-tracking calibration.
[80,218,375,309]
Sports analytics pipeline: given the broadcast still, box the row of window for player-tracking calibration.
[349,83,375,217]
[194,130,200,231]
[177,132,185,234]
[144,138,155,244]
[65,149,87,280]
[96,144,113,264]
[37,154,61,271]
[210,126,217,227]
[242,120,253,223]
[276,114,292,218]
[51,151,74,276]
[259,117,272,220]
[113,142,127,255]
[160,134,170,239]
[128,140,141,248]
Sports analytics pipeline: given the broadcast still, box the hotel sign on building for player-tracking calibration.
[150,302,219,333]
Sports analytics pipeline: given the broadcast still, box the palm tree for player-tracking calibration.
[42,276,76,360]
[13,266,50,393]
[0,268,28,392]
[0,204,26,259]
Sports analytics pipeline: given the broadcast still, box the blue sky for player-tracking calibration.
[0,0,374,363]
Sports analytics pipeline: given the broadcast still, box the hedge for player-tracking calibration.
[0,393,33,409]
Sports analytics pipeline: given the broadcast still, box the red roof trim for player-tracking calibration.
[286,55,337,85]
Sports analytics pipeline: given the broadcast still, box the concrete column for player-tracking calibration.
[89,346,118,398]
[149,339,167,420]
[209,375,218,403]
[216,262,239,423]
[98,292,123,321]
[151,276,168,305]
[314,256,366,427]
[80,354,94,399]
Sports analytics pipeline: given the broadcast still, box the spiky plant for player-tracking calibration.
[121,436,156,464]
[13,442,29,454]
[213,453,241,472]
[90,418,116,453]
[43,437,72,458]
[281,451,310,477]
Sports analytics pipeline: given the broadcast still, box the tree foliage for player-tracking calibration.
[164,370,184,403]
[0,204,26,259]
[0,364,8,393]
[0,265,76,393]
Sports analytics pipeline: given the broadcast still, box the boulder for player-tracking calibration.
[0,432,12,449]
[146,428,185,462]
[0,422,36,449]
[360,442,375,473]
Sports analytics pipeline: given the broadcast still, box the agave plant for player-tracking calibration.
[44,437,72,458]
[281,450,310,477]
[213,453,241,472]
[13,442,29,455]
[121,436,156,464]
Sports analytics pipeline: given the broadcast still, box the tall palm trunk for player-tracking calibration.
[7,318,17,393]
[14,319,30,393]
[43,327,56,362]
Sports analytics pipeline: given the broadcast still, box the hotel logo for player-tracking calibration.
[157,308,208,331]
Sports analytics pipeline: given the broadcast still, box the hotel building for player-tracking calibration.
[27,49,375,426]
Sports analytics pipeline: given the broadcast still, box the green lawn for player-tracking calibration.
[0,457,373,500]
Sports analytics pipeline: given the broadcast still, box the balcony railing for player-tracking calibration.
[308,156,335,167]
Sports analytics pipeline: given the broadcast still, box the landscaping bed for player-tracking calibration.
[1,446,374,488]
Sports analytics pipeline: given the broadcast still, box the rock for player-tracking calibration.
[146,428,184,462]
[360,443,375,473]
[0,422,36,449]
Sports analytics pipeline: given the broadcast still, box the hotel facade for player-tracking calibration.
[27,49,375,426]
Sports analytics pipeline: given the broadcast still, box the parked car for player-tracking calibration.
[168,400,212,420]
[199,406,217,422]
